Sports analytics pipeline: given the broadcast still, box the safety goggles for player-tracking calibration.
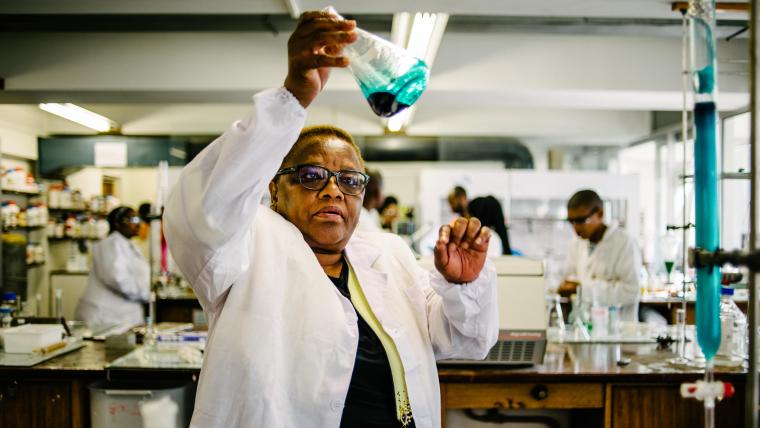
[123,216,141,225]
[275,164,369,196]
[566,207,599,225]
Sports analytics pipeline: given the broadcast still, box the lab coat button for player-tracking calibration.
[330,399,343,412]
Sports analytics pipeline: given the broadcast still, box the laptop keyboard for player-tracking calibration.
[486,340,536,363]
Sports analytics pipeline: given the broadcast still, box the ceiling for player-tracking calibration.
[0,0,752,147]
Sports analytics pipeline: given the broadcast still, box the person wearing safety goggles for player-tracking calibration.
[163,11,499,428]
[75,206,150,327]
[559,189,642,321]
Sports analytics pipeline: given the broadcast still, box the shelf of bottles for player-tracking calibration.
[0,161,50,305]
[46,186,119,242]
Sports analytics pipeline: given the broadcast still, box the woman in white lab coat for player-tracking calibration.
[163,11,499,428]
[75,206,150,326]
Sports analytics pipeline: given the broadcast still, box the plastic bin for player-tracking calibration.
[89,379,194,428]
[2,324,64,353]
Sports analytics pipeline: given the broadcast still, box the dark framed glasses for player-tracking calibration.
[566,207,599,225]
[275,164,369,196]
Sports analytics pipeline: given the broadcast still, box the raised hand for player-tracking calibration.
[434,217,491,284]
[284,11,357,108]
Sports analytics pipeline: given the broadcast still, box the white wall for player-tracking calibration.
[66,167,103,200]
[100,167,184,208]
[0,105,42,160]
[366,161,505,208]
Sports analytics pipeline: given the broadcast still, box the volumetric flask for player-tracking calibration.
[325,6,429,117]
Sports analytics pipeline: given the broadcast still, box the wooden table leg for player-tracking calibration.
[604,384,612,428]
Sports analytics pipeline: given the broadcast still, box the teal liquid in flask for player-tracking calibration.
[326,7,429,117]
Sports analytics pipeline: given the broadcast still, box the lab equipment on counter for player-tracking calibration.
[545,294,565,332]
[1,291,20,316]
[689,0,721,364]
[324,6,429,117]
[684,1,724,426]
[715,287,747,364]
[661,231,680,284]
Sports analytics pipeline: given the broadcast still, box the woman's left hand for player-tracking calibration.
[434,217,491,284]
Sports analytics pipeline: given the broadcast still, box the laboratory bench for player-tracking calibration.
[0,333,748,428]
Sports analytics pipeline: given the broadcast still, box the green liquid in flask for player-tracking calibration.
[360,60,429,118]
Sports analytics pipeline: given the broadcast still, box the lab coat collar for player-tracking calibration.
[266,205,392,325]
[345,234,390,324]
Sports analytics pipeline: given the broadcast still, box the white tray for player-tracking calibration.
[0,340,86,367]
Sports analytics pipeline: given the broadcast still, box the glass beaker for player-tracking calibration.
[324,6,429,117]
[546,294,565,332]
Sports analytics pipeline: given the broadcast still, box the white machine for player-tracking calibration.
[419,255,547,366]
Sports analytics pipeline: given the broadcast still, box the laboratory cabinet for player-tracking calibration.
[0,377,88,428]
[606,383,743,428]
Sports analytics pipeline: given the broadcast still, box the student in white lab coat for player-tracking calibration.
[75,206,150,326]
[163,11,499,428]
[559,190,642,321]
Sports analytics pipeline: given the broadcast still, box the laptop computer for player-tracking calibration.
[419,256,548,366]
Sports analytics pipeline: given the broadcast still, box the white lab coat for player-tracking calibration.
[356,206,383,233]
[164,88,499,428]
[564,226,642,321]
[75,232,150,326]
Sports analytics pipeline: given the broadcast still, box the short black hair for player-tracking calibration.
[107,206,135,233]
[380,195,398,213]
[567,189,603,212]
[468,196,511,255]
[280,125,364,171]
[138,203,152,222]
[450,186,467,198]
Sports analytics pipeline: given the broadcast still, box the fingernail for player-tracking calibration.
[475,238,482,245]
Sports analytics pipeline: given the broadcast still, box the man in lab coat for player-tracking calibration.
[164,11,498,428]
[447,186,469,218]
[560,189,642,321]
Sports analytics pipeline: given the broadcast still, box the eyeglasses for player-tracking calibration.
[566,207,599,225]
[275,164,369,196]
[122,216,141,225]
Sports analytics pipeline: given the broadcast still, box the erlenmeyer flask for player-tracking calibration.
[325,6,429,117]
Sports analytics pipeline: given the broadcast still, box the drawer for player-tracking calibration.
[444,382,603,410]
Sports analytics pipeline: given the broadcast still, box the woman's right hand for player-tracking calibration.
[284,11,357,108]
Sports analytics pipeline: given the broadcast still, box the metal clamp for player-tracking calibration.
[688,247,760,272]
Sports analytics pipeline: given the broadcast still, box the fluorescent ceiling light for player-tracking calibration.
[386,12,448,132]
[39,103,117,132]
[391,12,448,68]
[386,108,414,133]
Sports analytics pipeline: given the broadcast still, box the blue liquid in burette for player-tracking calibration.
[361,59,429,117]
[693,99,721,361]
